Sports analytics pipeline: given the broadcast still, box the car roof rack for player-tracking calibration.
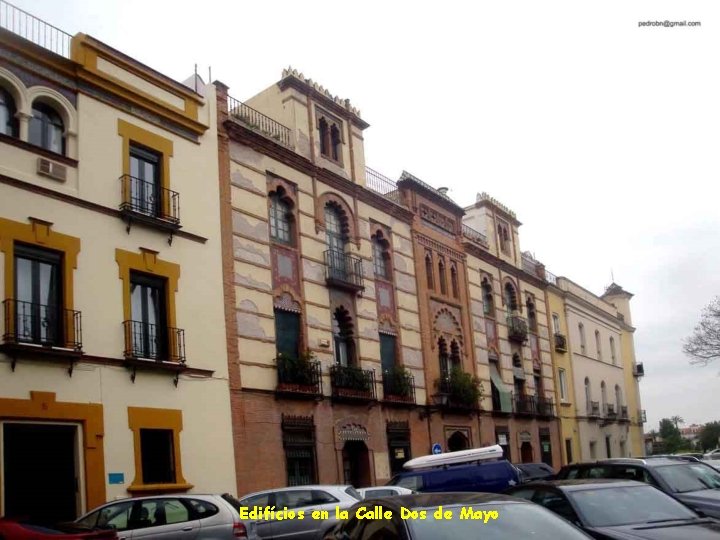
[599,458,648,465]
[403,444,504,470]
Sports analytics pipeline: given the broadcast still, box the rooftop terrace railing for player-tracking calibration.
[0,0,72,58]
[227,95,292,147]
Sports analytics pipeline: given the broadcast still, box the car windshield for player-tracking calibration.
[345,486,362,500]
[407,503,590,539]
[570,485,697,527]
[655,463,720,493]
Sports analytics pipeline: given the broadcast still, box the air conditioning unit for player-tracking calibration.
[37,158,67,182]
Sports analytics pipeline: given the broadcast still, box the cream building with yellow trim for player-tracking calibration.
[0,8,235,520]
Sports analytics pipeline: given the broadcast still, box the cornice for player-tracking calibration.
[470,245,547,289]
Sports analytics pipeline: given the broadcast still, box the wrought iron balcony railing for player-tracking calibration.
[119,175,180,226]
[330,364,376,401]
[227,95,292,147]
[619,405,629,422]
[554,333,567,352]
[277,356,322,396]
[633,362,645,377]
[537,396,555,417]
[2,299,82,351]
[604,403,617,421]
[365,167,404,206]
[461,224,489,248]
[638,409,647,423]
[507,315,528,343]
[587,400,601,418]
[513,393,538,415]
[0,0,72,58]
[123,320,185,364]
[324,249,364,292]
[382,369,415,404]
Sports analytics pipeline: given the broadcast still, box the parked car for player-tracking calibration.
[516,462,556,482]
[556,458,720,518]
[506,479,720,539]
[319,492,593,539]
[0,518,118,540]
[74,494,244,540]
[236,485,361,540]
[358,486,414,498]
[705,449,720,460]
[387,458,520,493]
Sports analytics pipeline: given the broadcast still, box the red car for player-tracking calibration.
[0,518,117,539]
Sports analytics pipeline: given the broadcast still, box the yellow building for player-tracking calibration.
[0,6,235,520]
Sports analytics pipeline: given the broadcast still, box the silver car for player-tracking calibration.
[237,485,361,540]
[357,486,414,499]
[74,493,244,539]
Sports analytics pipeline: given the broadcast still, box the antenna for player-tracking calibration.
[208,66,212,83]
[611,269,615,282]
[194,63,198,92]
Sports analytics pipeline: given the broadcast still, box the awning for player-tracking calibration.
[490,363,513,413]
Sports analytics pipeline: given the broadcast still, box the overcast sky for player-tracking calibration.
[14,0,720,431]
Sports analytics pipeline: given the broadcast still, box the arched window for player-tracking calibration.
[0,87,18,137]
[504,282,518,313]
[425,252,434,290]
[325,204,347,253]
[332,307,355,367]
[610,337,617,364]
[29,102,64,154]
[481,278,494,318]
[600,381,607,412]
[330,124,341,161]
[450,339,461,370]
[579,323,586,354]
[526,297,537,333]
[615,384,622,410]
[438,337,449,375]
[450,264,459,298]
[438,258,447,295]
[372,232,390,279]
[269,191,293,244]
[584,377,591,406]
[318,114,342,162]
[319,117,329,156]
[595,330,602,360]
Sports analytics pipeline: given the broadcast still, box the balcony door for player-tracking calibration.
[130,144,161,217]
[325,205,348,281]
[130,272,167,360]
[14,244,63,345]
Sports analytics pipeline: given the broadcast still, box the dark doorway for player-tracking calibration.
[605,435,612,458]
[447,431,470,452]
[4,423,78,523]
[342,441,371,487]
[520,441,534,463]
[539,429,553,466]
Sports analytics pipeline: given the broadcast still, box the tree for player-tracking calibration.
[683,297,720,365]
[659,418,684,453]
[699,422,720,451]
[671,415,684,430]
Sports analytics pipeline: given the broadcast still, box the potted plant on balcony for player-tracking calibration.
[335,365,372,398]
[384,365,413,402]
[276,350,317,393]
[435,368,484,409]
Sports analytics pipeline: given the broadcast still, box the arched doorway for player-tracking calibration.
[342,441,371,487]
[447,431,470,452]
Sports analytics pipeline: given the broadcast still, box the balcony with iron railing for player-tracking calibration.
[119,175,181,233]
[604,403,618,422]
[633,362,645,378]
[537,396,555,418]
[587,400,601,419]
[619,405,630,422]
[382,368,416,405]
[122,320,185,363]
[507,315,528,343]
[435,370,482,412]
[554,333,567,353]
[461,224,489,249]
[324,249,364,292]
[365,167,404,207]
[227,95,292,147]
[0,0,73,58]
[2,298,82,354]
[512,393,537,416]
[330,364,376,402]
[638,409,647,424]
[276,355,323,398]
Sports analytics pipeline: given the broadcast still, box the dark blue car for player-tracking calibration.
[387,459,520,493]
